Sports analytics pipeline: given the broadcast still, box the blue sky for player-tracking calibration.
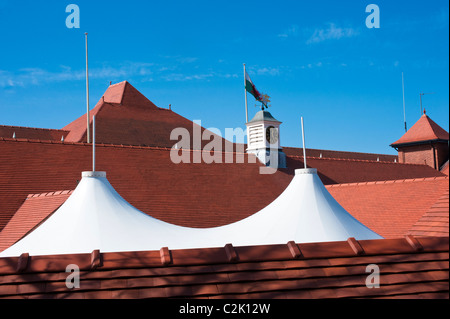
[0,0,448,155]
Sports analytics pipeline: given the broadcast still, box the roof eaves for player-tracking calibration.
[26,190,74,198]
[0,124,70,133]
[390,138,449,148]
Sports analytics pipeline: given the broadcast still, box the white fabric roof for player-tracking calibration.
[0,169,382,257]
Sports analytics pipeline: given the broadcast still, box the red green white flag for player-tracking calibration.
[244,70,263,102]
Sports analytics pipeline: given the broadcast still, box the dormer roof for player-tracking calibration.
[391,112,449,147]
[247,110,281,124]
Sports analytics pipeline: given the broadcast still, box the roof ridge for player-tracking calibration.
[0,136,174,150]
[283,146,398,158]
[288,153,448,168]
[326,176,449,188]
[287,154,398,164]
[0,137,252,155]
[426,115,450,140]
[0,124,69,132]
[109,80,128,87]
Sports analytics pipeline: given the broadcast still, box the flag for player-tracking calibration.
[244,70,263,102]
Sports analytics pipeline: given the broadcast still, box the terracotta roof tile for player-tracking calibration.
[327,177,449,238]
[0,236,447,299]
[0,192,71,251]
[408,190,449,237]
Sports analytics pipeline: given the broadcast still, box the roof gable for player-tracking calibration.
[391,113,449,146]
[62,81,233,148]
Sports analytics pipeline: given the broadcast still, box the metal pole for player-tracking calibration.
[420,92,435,115]
[301,117,307,169]
[243,63,248,123]
[92,115,95,172]
[85,32,91,144]
[402,72,407,132]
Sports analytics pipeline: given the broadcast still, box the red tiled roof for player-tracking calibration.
[391,113,449,146]
[0,191,72,252]
[0,125,68,141]
[63,81,157,144]
[0,236,447,299]
[408,190,449,238]
[0,138,444,233]
[327,177,449,239]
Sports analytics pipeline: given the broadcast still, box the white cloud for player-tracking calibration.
[177,57,198,64]
[162,71,238,82]
[0,62,155,88]
[256,67,280,76]
[278,24,299,38]
[0,58,237,87]
[306,23,358,44]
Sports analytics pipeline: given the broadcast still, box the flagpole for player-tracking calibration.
[92,115,96,172]
[243,63,248,123]
[85,32,91,144]
[301,117,307,169]
[402,72,407,132]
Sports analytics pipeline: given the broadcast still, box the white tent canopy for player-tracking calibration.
[201,168,383,247]
[0,169,382,257]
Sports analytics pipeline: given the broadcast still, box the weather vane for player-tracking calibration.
[259,93,271,110]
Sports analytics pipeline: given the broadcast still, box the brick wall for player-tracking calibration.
[435,142,449,169]
[398,142,449,169]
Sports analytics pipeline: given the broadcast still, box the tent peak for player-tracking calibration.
[295,168,317,175]
[82,171,106,178]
